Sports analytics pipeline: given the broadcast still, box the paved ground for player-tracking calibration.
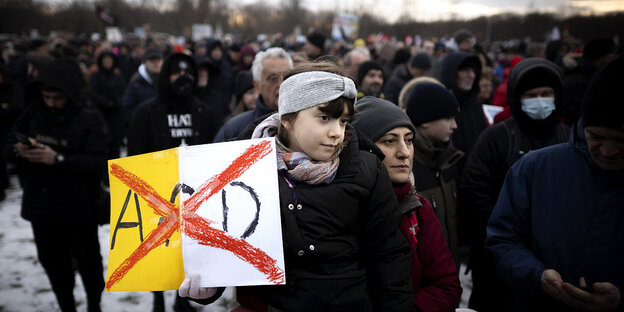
[0,175,472,311]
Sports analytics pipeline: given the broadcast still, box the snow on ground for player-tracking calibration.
[0,175,471,311]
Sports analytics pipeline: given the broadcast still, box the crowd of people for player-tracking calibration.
[0,26,622,312]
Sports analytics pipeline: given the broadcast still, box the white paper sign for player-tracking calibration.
[179,138,285,287]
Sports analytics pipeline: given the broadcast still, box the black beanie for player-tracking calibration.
[351,96,416,142]
[583,38,615,62]
[406,82,459,126]
[410,52,432,69]
[582,57,624,131]
[514,67,559,97]
[357,61,384,84]
[453,28,475,45]
[307,32,326,50]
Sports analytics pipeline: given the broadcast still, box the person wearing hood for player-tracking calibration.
[232,44,256,74]
[121,47,163,127]
[213,47,292,143]
[485,57,624,312]
[460,58,571,312]
[4,59,108,312]
[205,38,234,108]
[126,53,219,312]
[438,52,488,174]
[193,55,231,127]
[405,82,465,267]
[88,50,126,159]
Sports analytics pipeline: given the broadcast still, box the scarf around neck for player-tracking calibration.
[252,113,341,184]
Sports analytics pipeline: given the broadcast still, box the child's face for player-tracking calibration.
[282,104,350,161]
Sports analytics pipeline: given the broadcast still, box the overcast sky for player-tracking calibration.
[43,0,624,22]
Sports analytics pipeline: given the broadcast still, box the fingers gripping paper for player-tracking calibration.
[106,138,285,291]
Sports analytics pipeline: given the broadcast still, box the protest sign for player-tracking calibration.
[105,138,284,291]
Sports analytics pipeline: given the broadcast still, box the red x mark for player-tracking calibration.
[106,140,284,290]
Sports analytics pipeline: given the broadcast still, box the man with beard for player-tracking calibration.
[460,58,571,312]
[5,58,108,312]
[356,61,385,99]
[126,53,220,312]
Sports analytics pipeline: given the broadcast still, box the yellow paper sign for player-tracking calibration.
[106,148,184,291]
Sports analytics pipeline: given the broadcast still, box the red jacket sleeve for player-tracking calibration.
[400,195,463,312]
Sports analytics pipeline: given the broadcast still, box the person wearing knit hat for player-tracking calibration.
[356,60,385,99]
[304,31,327,60]
[485,57,624,312]
[351,96,464,311]
[179,62,414,311]
[452,28,476,52]
[384,52,433,105]
[460,57,571,312]
[404,82,464,267]
[562,38,618,126]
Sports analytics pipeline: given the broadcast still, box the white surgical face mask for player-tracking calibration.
[521,97,555,120]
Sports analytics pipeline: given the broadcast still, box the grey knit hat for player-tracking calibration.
[351,96,416,142]
[278,71,357,118]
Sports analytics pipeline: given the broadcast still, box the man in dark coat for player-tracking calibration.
[486,57,624,312]
[356,61,385,99]
[460,58,570,312]
[383,52,431,105]
[212,47,292,142]
[562,38,617,126]
[121,47,162,127]
[438,52,488,173]
[4,59,108,312]
[127,52,220,311]
[88,50,126,159]
[0,64,23,199]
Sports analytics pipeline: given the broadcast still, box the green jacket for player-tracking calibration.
[411,131,464,265]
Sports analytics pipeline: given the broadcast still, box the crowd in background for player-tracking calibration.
[0,26,622,312]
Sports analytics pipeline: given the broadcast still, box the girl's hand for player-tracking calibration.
[178,273,218,299]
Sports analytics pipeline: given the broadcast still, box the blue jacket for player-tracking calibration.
[212,96,274,143]
[485,121,624,311]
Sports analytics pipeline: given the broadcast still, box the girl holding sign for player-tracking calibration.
[351,96,463,311]
[180,62,413,311]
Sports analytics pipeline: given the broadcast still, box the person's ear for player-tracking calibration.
[281,119,293,131]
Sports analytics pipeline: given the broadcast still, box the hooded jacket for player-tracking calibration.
[412,130,464,265]
[121,62,159,126]
[460,58,570,311]
[5,59,109,224]
[88,51,126,134]
[439,52,487,163]
[193,55,231,127]
[486,122,624,311]
[126,53,219,155]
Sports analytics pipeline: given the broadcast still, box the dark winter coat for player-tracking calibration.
[212,95,274,143]
[411,130,464,265]
[121,64,158,126]
[4,59,109,224]
[439,52,488,167]
[88,51,126,141]
[399,191,462,311]
[127,53,219,156]
[193,55,231,127]
[233,123,414,311]
[459,58,570,311]
[485,122,624,312]
[383,64,412,105]
[562,58,598,126]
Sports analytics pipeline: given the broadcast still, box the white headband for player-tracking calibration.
[278,71,357,118]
